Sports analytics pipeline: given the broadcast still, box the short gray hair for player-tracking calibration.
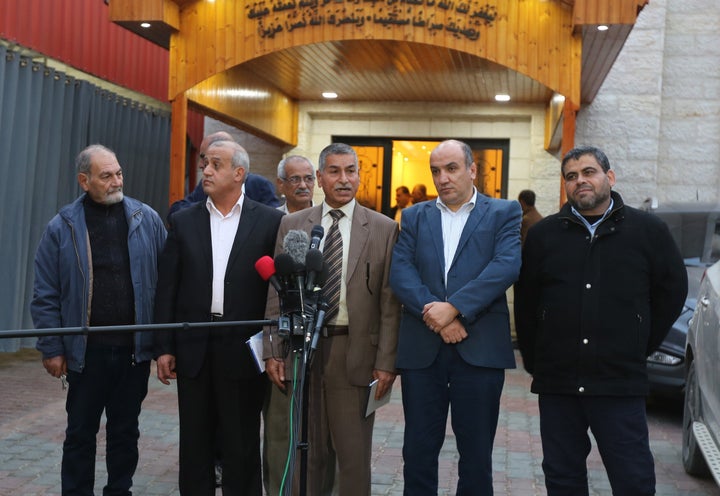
[277,155,315,178]
[75,144,115,175]
[207,140,250,171]
[318,143,357,172]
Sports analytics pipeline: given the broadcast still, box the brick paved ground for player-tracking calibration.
[1,348,718,495]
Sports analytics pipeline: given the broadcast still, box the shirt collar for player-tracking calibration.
[435,187,478,214]
[322,198,355,220]
[206,193,244,218]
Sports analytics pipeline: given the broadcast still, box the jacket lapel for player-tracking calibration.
[425,201,445,272]
[450,194,489,269]
[226,198,256,271]
[347,205,369,282]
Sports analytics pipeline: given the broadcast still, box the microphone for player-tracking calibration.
[283,229,309,267]
[305,248,324,291]
[283,229,310,291]
[309,225,324,250]
[274,253,296,282]
[254,255,283,294]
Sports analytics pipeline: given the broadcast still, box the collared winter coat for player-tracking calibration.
[514,191,688,396]
[32,194,167,372]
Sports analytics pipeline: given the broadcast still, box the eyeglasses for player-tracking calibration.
[281,175,315,185]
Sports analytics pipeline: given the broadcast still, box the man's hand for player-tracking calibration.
[265,358,286,389]
[156,354,177,385]
[422,301,459,332]
[372,369,397,399]
[42,355,67,378]
[438,319,468,344]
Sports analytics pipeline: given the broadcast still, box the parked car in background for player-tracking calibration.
[682,259,720,485]
[641,200,720,398]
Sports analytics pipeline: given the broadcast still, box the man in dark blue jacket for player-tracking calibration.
[514,145,688,496]
[32,144,167,495]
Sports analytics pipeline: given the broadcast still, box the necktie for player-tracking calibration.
[323,209,344,323]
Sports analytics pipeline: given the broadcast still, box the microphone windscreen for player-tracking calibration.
[305,248,324,272]
[283,229,310,265]
[315,261,329,287]
[274,253,296,278]
[254,255,276,281]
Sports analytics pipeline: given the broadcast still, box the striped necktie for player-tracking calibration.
[323,209,344,323]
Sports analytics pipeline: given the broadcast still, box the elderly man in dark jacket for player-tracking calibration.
[514,145,688,496]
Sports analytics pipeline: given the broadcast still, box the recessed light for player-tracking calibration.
[597,25,609,31]
[322,92,338,99]
[495,94,511,102]
[140,22,151,28]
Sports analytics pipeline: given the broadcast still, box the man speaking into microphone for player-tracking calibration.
[264,142,400,496]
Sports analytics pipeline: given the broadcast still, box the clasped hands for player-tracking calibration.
[423,301,467,344]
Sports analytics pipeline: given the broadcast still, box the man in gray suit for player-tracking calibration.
[265,143,401,496]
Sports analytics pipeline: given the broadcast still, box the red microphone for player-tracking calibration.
[255,255,283,294]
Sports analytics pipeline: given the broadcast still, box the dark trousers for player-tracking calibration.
[62,344,150,496]
[400,345,505,496]
[538,394,655,496]
[176,348,266,496]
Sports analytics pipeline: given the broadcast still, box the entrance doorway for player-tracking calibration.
[334,137,510,215]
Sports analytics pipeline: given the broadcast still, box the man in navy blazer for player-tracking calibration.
[390,139,522,495]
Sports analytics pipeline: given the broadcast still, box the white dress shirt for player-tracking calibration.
[206,195,244,315]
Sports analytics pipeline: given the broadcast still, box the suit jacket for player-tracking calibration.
[267,203,401,386]
[154,197,284,378]
[390,194,522,370]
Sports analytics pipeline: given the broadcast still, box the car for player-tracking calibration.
[641,200,720,398]
[682,258,720,485]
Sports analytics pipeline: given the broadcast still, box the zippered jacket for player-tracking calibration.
[515,191,688,396]
[32,194,167,372]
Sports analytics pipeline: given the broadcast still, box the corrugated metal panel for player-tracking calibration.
[0,0,168,102]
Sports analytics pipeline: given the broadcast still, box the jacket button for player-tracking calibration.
[585,283,592,289]
[583,338,589,344]
[578,386,585,393]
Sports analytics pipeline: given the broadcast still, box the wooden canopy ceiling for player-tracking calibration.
[113,0,646,106]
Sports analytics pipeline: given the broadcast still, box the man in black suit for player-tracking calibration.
[154,139,283,495]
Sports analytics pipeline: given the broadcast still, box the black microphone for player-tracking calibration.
[305,248,324,291]
[274,253,296,285]
[309,225,324,250]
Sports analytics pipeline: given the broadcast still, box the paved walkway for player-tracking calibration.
[0,348,718,495]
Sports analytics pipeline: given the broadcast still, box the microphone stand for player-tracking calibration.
[283,290,325,496]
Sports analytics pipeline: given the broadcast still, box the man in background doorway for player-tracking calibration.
[388,185,412,223]
[411,183,429,204]
[518,189,543,245]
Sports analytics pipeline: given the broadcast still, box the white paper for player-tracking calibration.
[246,331,266,373]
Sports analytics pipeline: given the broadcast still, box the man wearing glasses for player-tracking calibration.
[276,155,315,214]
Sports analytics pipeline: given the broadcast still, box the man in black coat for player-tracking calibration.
[154,139,283,495]
[514,145,688,496]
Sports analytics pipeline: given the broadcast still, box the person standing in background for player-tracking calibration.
[32,144,167,495]
[514,145,688,495]
[262,154,316,496]
[388,185,412,223]
[275,155,316,214]
[518,189,543,245]
[411,183,429,204]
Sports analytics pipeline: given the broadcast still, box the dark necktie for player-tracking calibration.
[323,209,344,323]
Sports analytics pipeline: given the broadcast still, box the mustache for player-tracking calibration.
[293,187,311,194]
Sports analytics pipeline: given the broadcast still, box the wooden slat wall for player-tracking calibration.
[573,0,648,26]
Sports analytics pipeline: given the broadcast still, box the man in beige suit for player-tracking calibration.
[265,142,400,496]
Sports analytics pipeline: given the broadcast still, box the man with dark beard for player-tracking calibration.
[514,145,688,496]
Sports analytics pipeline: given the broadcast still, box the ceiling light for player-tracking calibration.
[322,92,338,99]
[495,94,511,102]
[597,25,609,31]
[140,22,151,28]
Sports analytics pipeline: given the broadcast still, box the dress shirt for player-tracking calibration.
[206,194,244,315]
[436,189,477,285]
[320,199,356,326]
